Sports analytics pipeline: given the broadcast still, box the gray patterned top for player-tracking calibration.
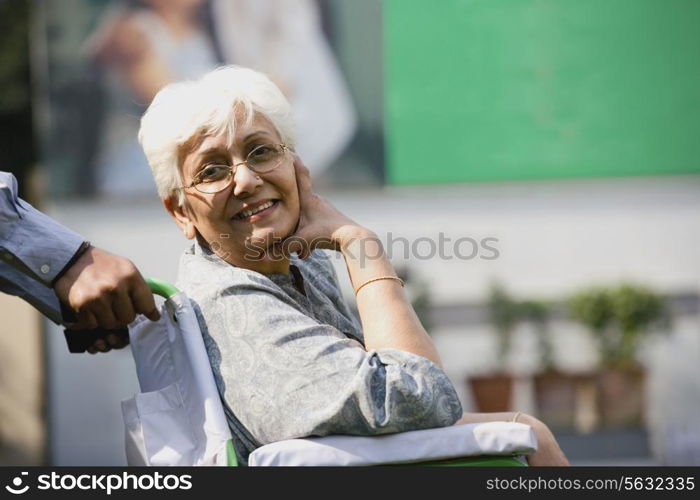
[176,241,463,464]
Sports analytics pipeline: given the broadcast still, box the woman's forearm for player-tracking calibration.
[286,160,443,368]
[339,228,443,369]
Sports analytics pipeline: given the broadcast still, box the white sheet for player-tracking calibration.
[249,421,537,466]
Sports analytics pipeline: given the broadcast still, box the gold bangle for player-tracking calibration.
[354,275,405,296]
[510,411,523,423]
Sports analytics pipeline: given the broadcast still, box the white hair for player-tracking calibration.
[138,65,296,204]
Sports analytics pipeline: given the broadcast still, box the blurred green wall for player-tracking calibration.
[385,0,700,185]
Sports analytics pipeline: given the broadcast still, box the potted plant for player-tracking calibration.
[471,285,575,417]
[524,299,576,431]
[512,299,596,433]
[567,283,668,429]
[468,283,518,412]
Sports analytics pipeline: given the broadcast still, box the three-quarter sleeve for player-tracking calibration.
[188,271,463,448]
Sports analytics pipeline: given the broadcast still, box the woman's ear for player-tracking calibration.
[163,196,196,239]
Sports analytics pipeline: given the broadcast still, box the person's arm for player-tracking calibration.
[0,172,159,340]
[286,159,443,368]
[0,264,65,325]
[1,171,85,287]
[340,231,443,368]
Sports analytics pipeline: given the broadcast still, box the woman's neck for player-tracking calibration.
[196,235,292,275]
[244,257,291,276]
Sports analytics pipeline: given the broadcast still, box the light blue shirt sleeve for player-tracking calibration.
[0,171,86,323]
[0,263,64,324]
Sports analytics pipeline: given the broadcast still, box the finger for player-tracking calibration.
[292,156,314,197]
[112,287,136,325]
[130,279,161,322]
[73,310,98,331]
[88,297,120,330]
[91,338,109,353]
[106,333,129,349]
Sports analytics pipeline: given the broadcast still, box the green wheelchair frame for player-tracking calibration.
[145,278,527,467]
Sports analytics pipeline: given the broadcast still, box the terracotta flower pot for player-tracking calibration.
[534,370,599,433]
[534,370,578,430]
[596,364,646,429]
[468,374,513,413]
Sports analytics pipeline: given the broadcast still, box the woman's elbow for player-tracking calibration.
[374,376,463,432]
[406,380,463,428]
[354,350,463,432]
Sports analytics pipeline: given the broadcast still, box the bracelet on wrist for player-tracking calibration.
[354,275,405,296]
[51,241,92,288]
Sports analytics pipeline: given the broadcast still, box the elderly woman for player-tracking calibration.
[138,66,569,466]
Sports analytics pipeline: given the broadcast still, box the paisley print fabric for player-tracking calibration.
[176,241,462,463]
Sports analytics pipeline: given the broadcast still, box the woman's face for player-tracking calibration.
[168,112,300,273]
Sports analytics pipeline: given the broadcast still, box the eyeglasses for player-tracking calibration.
[178,143,289,195]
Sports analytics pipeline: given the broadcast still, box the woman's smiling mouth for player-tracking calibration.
[232,199,279,222]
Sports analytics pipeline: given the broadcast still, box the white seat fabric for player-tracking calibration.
[123,293,232,466]
[249,421,536,466]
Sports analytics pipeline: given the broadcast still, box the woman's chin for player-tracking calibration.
[253,217,297,243]
[250,227,281,245]
[241,228,282,256]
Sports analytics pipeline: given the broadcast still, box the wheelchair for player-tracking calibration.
[120,279,535,467]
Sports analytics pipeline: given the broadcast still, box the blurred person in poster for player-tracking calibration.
[86,0,354,197]
[86,0,220,198]
[210,0,356,177]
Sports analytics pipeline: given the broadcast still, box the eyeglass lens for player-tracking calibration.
[194,144,285,194]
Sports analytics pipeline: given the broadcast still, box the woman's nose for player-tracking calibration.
[232,164,263,197]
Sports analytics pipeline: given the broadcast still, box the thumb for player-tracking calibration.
[144,308,161,322]
[130,284,161,322]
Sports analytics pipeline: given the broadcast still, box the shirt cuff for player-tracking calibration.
[51,240,92,288]
[0,198,86,287]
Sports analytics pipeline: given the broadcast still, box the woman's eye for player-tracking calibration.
[249,145,274,159]
[198,165,229,183]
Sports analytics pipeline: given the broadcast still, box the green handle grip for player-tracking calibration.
[146,278,180,299]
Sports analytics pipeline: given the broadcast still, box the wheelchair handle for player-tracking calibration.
[146,278,179,299]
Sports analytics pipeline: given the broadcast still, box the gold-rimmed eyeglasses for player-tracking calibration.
[178,143,289,195]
